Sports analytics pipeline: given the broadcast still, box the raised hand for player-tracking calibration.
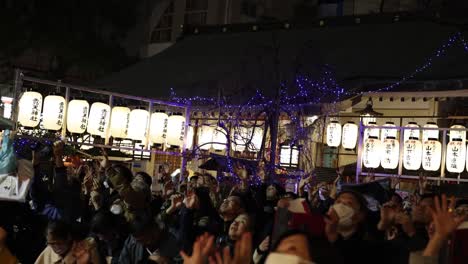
[210,232,252,264]
[181,233,215,264]
[258,236,270,252]
[378,202,398,231]
[423,195,468,257]
[431,195,466,239]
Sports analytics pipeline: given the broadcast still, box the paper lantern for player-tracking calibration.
[186,126,194,149]
[364,121,379,141]
[87,103,111,137]
[127,109,149,142]
[166,113,186,147]
[422,139,442,171]
[341,122,358,150]
[381,122,397,140]
[422,122,439,142]
[149,111,169,144]
[67,100,89,133]
[404,122,420,142]
[18,91,43,127]
[450,125,466,143]
[326,121,342,147]
[361,113,376,126]
[363,137,382,168]
[249,127,263,152]
[381,138,399,169]
[198,125,214,150]
[446,139,466,173]
[213,127,227,151]
[403,138,422,170]
[42,95,66,130]
[110,107,130,139]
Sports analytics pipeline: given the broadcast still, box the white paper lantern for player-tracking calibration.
[166,113,186,147]
[326,121,342,147]
[446,139,466,173]
[213,127,227,151]
[403,139,422,170]
[381,138,399,169]
[249,127,263,152]
[42,95,65,130]
[280,145,300,167]
[361,113,376,126]
[18,91,43,128]
[186,126,194,150]
[422,122,439,142]
[67,100,89,133]
[404,122,420,142]
[198,125,214,150]
[149,111,169,144]
[381,122,397,140]
[422,139,442,171]
[449,125,466,143]
[364,121,380,140]
[341,122,358,150]
[87,103,111,137]
[363,137,382,168]
[110,107,130,139]
[127,109,149,142]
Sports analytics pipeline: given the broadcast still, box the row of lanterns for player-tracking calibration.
[18,91,186,147]
[326,119,467,173]
[18,91,264,151]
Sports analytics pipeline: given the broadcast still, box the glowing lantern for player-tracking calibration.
[127,109,149,142]
[198,125,214,150]
[381,137,399,169]
[422,122,439,142]
[381,122,397,140]
[363,136,382,168]
[87,103,111,137]
[422,139,442,171]
[450,125,466,143]
[404,122,420,142]
[67,100,89,133]
[18,91,42,127]
[326,121,342,147]
[110,106,130,139]
[149,111,169,144]
[446,139,466,173]
[364,121,379,141]
[213,127,227,151]
[403,138,422,170]
[166,113,186,147]
[341,122,358,150]
[42,95,65,130]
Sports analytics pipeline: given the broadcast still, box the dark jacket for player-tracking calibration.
[119,232,182,264]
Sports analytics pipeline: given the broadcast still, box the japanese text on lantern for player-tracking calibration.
[179,121,186,141]
[425,144,433,168]
[30,98,40,122]
[57,102,64,126]
[162,118,168,139]
[80,106,88,130]
[98,109,108,133]
[124,112,130,135]
[405,142,413,167]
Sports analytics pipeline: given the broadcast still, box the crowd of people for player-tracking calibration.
[0,138,467,264]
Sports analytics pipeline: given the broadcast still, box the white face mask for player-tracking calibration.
[110,204,123,215]
[331,203,355,230]
[265,253,315,264]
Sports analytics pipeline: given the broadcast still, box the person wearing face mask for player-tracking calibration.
[265,229,342,264]
[325,190,399,264]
